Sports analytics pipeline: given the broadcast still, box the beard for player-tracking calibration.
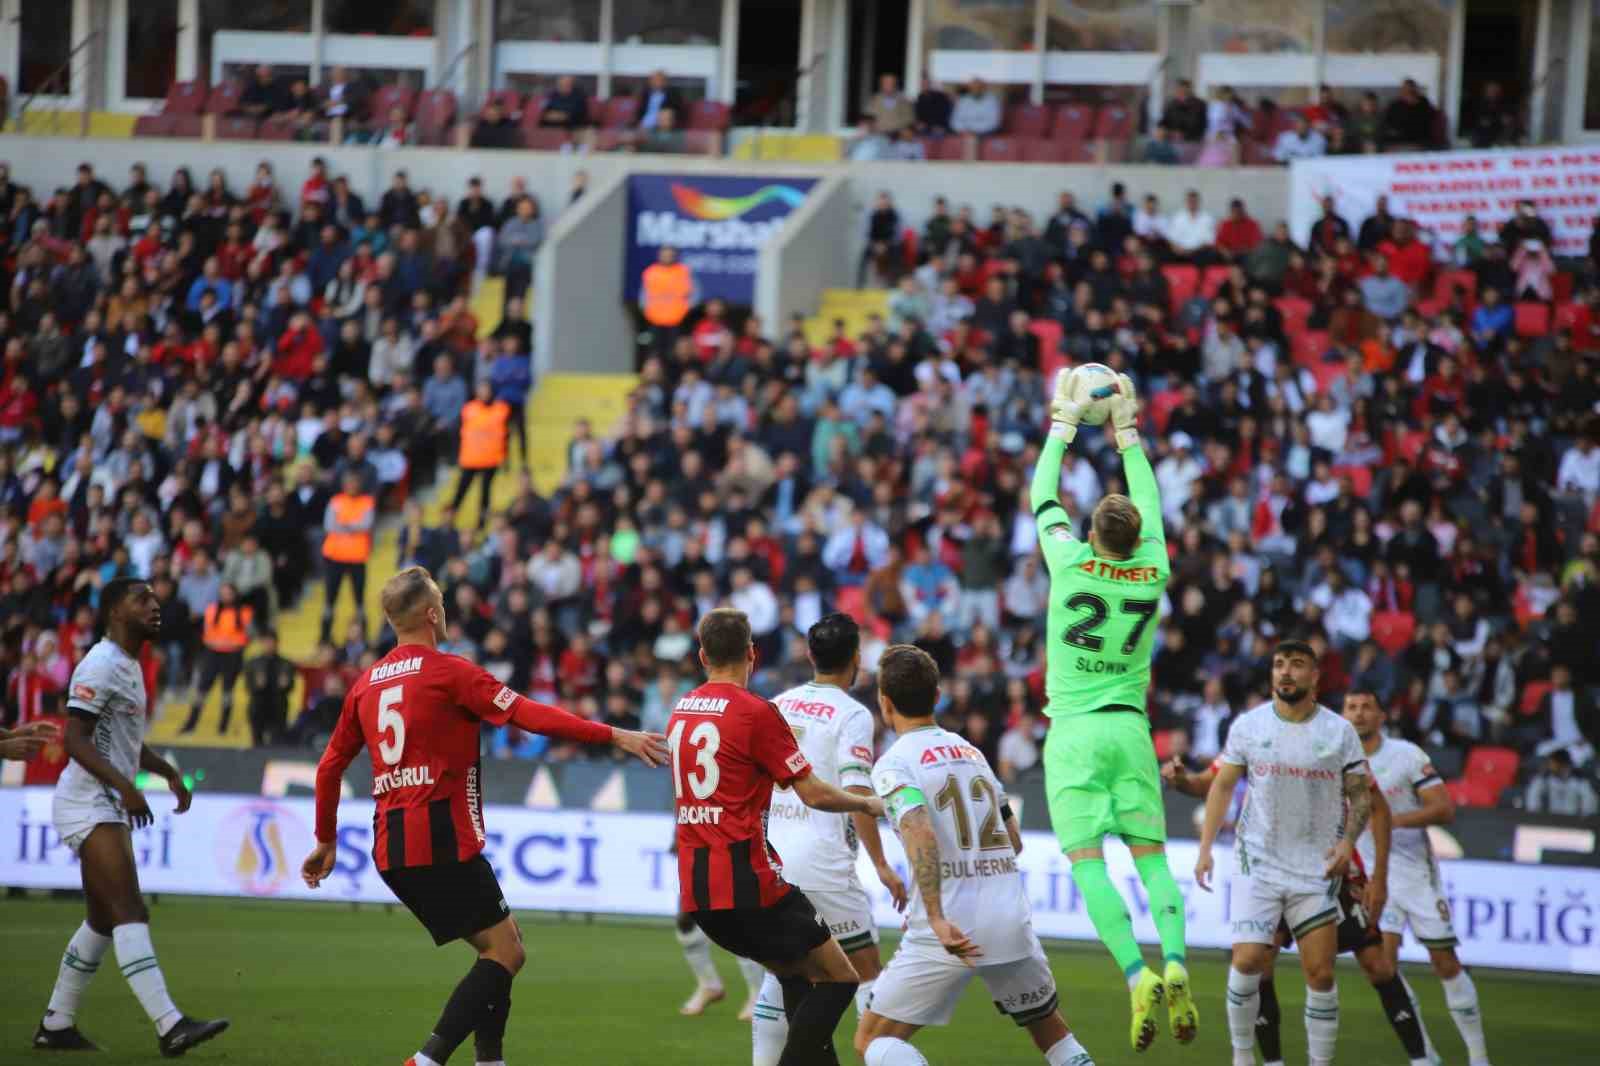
[1275,683,1309,704]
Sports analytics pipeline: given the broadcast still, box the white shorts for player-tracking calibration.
[867,937,1058,1028]
[804,882,879,953]
[1378,866,1458,947]
[1229,873,1341,946]
[52,791,127,854]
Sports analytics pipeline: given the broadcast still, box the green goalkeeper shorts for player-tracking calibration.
[1043,709,1167,854]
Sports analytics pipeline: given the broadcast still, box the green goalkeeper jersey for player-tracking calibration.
[1029,435,1169,719]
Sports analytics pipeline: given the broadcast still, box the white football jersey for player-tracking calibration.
[873,726,1035,964]
[1357,736,1443,881]
[1220,702,1369,894]
[767,681,877,892]
[55,639,148,809]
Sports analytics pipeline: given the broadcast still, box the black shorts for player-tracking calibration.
[379,854,510,947]
[1277,876,1382,956]
[690,887,831,967]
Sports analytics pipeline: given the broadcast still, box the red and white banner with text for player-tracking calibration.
[1289,147,1600,258]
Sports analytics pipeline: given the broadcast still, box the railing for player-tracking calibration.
[12,28,103,136]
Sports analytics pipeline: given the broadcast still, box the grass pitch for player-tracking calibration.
[0,896,1591,1064]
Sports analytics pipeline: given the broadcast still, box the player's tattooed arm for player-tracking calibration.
[1324,768,1372,878]
[900,804,982,963]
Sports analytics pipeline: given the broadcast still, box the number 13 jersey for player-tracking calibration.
[670,681,813,912]
[872,726,1035,963]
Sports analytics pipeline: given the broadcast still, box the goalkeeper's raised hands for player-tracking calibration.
[1109,373,1141,451]
[1049,367,1086,444]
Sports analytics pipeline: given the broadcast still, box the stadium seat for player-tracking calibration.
[480,88,524,120]
[1519,680,1552,716]
[214,116,259,139]
[1020,137,1090,163]
[1464,746,1520,794]
[204,79,244,115]
[1200,264,1233,300]
[370,84,417,122]
[1310,358,1344,394]
[1554,271,1575,304]
[1160,264,1199,314]
[1149,390,1184,433]
[1331,464,1373,498]
[1153,730,1179,762]
[1006,103,1051,138]
[163,80,208,116]
[1241,141,1277,166]
[1369,611,1416,656]
[1092,103,1135,142]
[256,117,298,141]
[978,136,1022,163]
[1292,330,1330,367]
[1051,103,1094,142]
[681,130,720,155]
[835,585,868,624]
[1514,301,1551,338]
[415,88,458,145]
[1029,320,1064,378]
[593,129,627,151]
[520,128,570,151]
[602,96,638,129]
[1556,301,1581,332]
[688,100,731,131]
[1432,268,1477,305]
[1446,778,1501,808]
[1274,296,1313,334]
[134,114,176,137]
[521,94,548,128]
[168,114,204,138]
[586,95,606,126]
[931,137,969,162]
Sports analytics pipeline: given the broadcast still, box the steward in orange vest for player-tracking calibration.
[321,470,375,643]
[641,245,694,328]
[458,391,511,471]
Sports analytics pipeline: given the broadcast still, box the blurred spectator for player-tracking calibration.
[1273,113,1326,162]
[1530,664,1598,765]
[847,115,891,162]
[913,78,953,135]
[950,78,1001,138]
[1215,199,1263,259]
[1139,125,1180,165]
[640,245,695,351]
[1523,749,1598,815]
[1167,190,1218,263]
[636,70,685,132]
[1159,79,1207,142]
[239,65,285,119]
[866,73,914,135]
[1382,79,1437,149]
[540,75,591,131]
[1464,80,1519,149]
[243,629,297,746]
[997,709,1041,785]
[1511,238,1555,301]
[471,101,519,149]
[180,581,253,735]
[497,196,544,299]
[451,379,511,525]
[320,469,375,642]
[321,66,368,126]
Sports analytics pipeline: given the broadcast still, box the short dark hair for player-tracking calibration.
[807,613,860,673]
[98,577,144,631]
[1274,639,1318,663]
[878,644,941,718]
[698,608,752,668]
[1344,687,1380,704]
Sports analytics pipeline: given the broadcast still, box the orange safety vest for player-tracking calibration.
[203,603,253,654]
[641,261,693,327]
[458,399,510,470]
[322,491,375,563]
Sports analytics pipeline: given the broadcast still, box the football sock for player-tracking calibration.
[778,976,812,1024]
[675,925,722,989]
[1255,974,1283,1064]
[1304,986,1339,1066]
[421,959,513,1064]
[1069,858,1145,978]
[412,1056,442,1066]
[1225,967,1261,1057]
[1373,974,1428,1058]
[1132,852,1187,966]
[1045,1033,1091,1064]
[472,985,512,1065]
[113,924,180,1036]
[864,1036,928,1065]
[739,956,767,997]
[1400,974,1441,1059]
[855,977,875,1016]
[44,922,111,1030]
[753,974,788,1066]
[777,980,855,1066]
[1441,970,1489,1062]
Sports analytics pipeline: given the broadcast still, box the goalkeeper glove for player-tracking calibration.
[1109,373,1142,451]
[1049,367,1084,444]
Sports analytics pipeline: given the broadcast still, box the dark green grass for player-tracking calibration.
[0,896,1590,1064]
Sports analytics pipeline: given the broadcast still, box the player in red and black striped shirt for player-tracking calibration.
[302,566,666,1066]
[671,608,884,1065]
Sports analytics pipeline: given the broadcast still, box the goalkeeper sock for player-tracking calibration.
[421,959,513,1064]
[44,922,111,1029]
[1069,858,1146,979]
[1132,851,1187,966]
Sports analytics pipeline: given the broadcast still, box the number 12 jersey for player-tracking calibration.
[670,681,812,912]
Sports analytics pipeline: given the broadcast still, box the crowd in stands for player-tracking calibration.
[0,153,535,747]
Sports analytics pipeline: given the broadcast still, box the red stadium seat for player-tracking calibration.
[1029,319,1064,377]
[679,130,720,155]
[1200,264,1232,300]
[586,95,606,126]
[1310,358,1344,394]
[1432,269,1477,304]
[133,114,176,137]
[1330,464,1373,498]
[1051,103,1094,142]
[1556,301,1581,332]
[204,79,244,115]
[1161,264,1199,313]
[163,80,208,116]
[214,115,259,139]
[688,100,730,131]
[370,84,417,122]
[1514,301,1551,337]
[256,117,299,141]
[1293,330,1331,367]
[1274,296,1312,333]
[1149,390,1184,434]
[1153,730,1179,762]
[1520,680,1552,716]
[520,128,570,151]
[602,96,638,129]
[520,94,548,129]
[1369,611,1416,657]
[1092,103,1135,142]
[415,88,458,144]
[835,585,868,624]
[1554,271,1575,304]
[931,137,969,161]
[1446,778,1501,808]
[593,129,628,151]
[1020,137,1091,163]
[1464,746,1520,793]
[1006,103,1051,138]
[978,136,1022,162]
[168,114,203,138]
[480,88,524,120]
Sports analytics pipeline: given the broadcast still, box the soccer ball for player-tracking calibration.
[1066,363,1122,426]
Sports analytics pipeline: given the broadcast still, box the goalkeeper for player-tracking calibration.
[1030,368,1196,1054]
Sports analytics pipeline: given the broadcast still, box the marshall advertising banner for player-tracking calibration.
[624,175,816,305]
[3,789,1596,975]
[1288,146,1600,258]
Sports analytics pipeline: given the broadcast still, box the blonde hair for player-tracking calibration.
[1092,495,1142,557]
[381,566,437,631]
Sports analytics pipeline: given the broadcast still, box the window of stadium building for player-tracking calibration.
[497,0,602,42]
[325,0,433,36]
[928,0,1037,50]
[1588,0,1600,129]
[1324,0,1450,55]
[1044,0,1158,53]
[1192,0,1316,54]
[612,0,721,46]
[198,0,314,35]
[17,0,73,94]
[124,0,180,100]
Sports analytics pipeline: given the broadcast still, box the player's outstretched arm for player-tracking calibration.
[611,727,669,767]
[899,805,981,964]
[1194,761,1244,891]
[1110,378,1166,553]
[140,745,191,813]
[1161,757,1215,799]
[792,770,886,818]
[0,722,53,761]
[62,711,150,827]
[848,785,908,910]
